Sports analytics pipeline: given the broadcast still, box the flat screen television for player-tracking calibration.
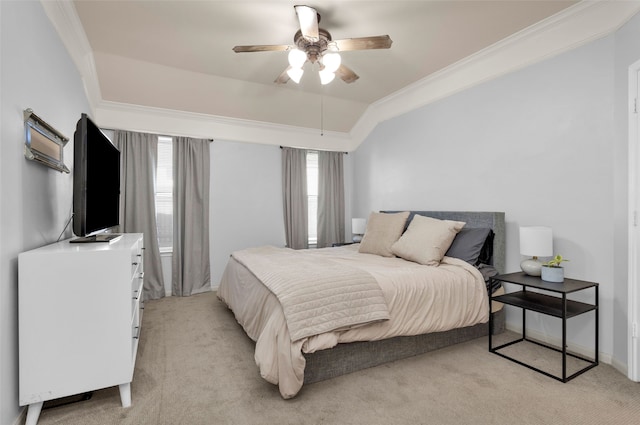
[71,113,121,242]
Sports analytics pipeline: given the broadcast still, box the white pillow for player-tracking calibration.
[391,215,465,266]
[358,211,410,257]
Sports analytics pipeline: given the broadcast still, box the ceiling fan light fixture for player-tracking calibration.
[234,5,392,86]
[319,69,335,85]
[288,49,307,69]
[287,67,304,84]
[322,52,341,73]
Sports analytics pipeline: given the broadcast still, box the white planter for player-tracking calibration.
[541,265,564,283]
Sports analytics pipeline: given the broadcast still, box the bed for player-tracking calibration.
[217,211,506,399]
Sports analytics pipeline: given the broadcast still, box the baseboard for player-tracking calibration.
[610,356,629,377]
[505,323,612,365]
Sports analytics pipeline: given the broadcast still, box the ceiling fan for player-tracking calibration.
[232,5,392,85]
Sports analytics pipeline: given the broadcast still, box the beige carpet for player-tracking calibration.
[34,291,640,425]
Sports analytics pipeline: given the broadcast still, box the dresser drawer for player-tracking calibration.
[131,304,141,359]
[131,270,143,297]
[130,250,142,280]
[131,273,143,316]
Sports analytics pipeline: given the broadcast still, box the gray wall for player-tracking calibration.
[0,1,91,424]
[352,16,640,368]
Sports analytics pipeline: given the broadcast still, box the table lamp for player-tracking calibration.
[352,218,367,243]
[519,226,553,276]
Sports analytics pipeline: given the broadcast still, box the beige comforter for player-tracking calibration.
[217,244,489,399]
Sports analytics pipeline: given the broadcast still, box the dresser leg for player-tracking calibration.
[25,402,43,425]
[118,383,131,408]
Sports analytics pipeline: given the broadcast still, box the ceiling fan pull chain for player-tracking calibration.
[320,94,324,137]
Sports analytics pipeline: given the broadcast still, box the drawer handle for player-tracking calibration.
[132,262,139,266]
[133,326,140,339]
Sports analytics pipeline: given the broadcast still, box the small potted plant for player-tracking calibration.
[541,254,569,283]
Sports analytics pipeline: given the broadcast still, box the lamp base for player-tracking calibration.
[521,257,542,276]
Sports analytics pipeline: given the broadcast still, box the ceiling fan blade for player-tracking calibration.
[274,66,291,84]
[333,35,392,51]
[294,5,319,41]
[232,44,289,53]
[336,64,359,84]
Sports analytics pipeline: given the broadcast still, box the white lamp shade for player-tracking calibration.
[323,52,341,73]
[288,49,307,69]
[352,218,367,235]
[286,67,304,84]
[319,69,335,85]
[519,226,553,257]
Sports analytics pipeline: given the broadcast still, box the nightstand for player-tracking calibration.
[489,272,598,382]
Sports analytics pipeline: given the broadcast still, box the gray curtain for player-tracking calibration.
[114,130,165,301]
[317,151,345,248]
[172,137,211,296]
[282,147,308,249]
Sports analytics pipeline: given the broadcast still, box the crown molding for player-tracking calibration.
[40,0,101,115]
[349,0,640,146]
[43,0,640,151]
[94,100,353,151]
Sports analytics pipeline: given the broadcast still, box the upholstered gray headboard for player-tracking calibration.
[382,211,506,273]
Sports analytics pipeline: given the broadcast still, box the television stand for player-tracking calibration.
[19,234,144,425]
[70,234,122,243]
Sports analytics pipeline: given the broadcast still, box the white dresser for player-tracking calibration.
[18,233,144,425]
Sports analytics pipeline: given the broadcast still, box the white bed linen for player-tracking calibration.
[217,244,489,399]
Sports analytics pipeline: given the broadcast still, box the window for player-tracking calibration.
[307,150,318,246]
[156,136,173,251]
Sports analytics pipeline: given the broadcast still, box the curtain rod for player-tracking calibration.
[279,145,348,154]
[101,127,214,142]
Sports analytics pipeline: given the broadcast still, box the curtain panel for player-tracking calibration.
[317,151,345,248]
[114,130,165,300]
[281,147,308,249]
[172,137,211,296]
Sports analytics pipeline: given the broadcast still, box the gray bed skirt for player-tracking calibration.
[303,307,505,384]
[303,209,507,386]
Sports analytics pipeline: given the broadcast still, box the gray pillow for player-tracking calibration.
[445,227,492,265]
